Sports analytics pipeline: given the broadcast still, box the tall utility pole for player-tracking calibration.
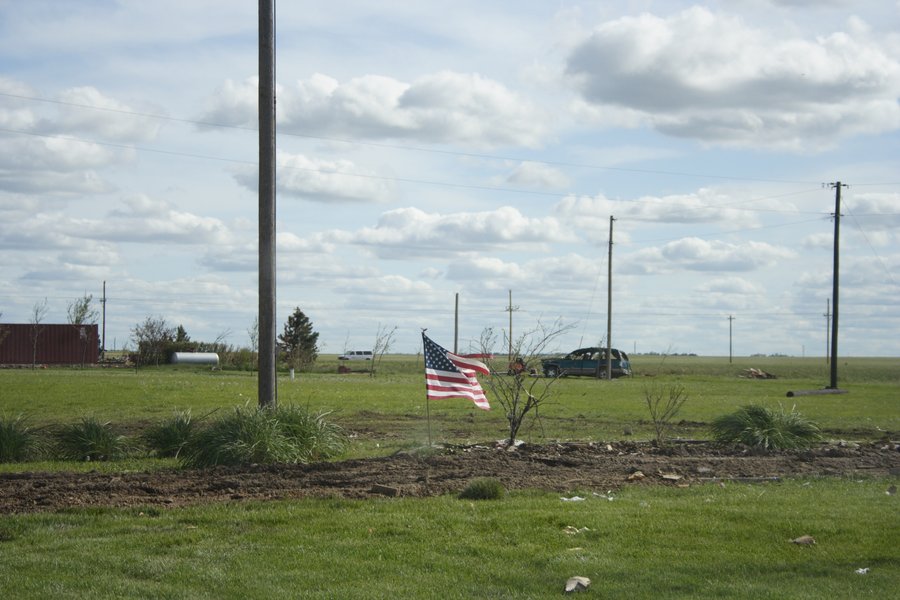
[605,216,615,379]
[828,182,847,389]
[100,280,107,360]
[506,290,519,363]
[824,298,831,364]
[258,0,277,409]
[453,293,459,354]
[728,315,735,363]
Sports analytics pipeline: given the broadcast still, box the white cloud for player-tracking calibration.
[200,71,551,148]
[504,161,570,189]
[346,205,569,258]
[565,7,900,149]
[232,152,394,203]
[626,237,795,273]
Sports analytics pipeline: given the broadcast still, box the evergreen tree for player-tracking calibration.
[278,307,319,369]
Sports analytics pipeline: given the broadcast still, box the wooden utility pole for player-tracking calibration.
[605,216,615,379]
[728,315,735,363]
[453,293,459,354]
[824,298,831,364]
[100,280,106,360]
[258,0,277,409]
[828,182,847,389]
[506,290,519,363]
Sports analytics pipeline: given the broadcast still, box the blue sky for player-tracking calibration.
[0,0,898,357]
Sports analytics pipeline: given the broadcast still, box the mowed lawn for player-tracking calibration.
[0,356,898,598]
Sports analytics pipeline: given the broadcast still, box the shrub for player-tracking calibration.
[180,404,348,468]
[458,478,506,500]
[53,417,131,461]
[0,415,41,462]
[644,383,688,446]
[711,405,822,450]
[143,410,195,458]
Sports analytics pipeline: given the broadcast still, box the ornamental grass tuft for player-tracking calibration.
[0,415,42,462]
[53,417,131,461]
[180,404,348,468]
[711,404,822,450]
[458,477,506,500]
[143,409,196,458]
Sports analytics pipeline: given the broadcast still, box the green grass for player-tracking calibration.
[0,355,896,460]
[0,478,896,599]
[0,357,896,597]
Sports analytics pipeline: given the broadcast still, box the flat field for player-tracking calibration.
[0,356,897,598]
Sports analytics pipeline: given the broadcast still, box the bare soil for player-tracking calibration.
[2,441,898,514]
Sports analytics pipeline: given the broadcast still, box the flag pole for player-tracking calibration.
[422,330,432,447]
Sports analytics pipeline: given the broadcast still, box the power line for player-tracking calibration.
[0,90,840,186]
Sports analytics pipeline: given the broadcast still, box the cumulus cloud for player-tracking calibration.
[0,81,150,194]
[504,161,570,189]
[47,86,162,142]
[565,7,900,149]
[232,152,394,203]
[558,189,756,230]
[625,237,795,273]
[74,195,232,244]
[345,205,569,258]
[200,71,551,148]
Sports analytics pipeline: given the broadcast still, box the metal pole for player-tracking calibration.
[258,0,277,408]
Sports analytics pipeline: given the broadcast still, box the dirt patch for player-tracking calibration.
[1,441,897,514]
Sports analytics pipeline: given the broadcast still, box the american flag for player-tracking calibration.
[422,333,491,410]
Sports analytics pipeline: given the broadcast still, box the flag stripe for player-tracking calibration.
[423,333,490,410]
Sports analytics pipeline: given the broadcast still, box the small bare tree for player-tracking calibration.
[370,324,398,377]
[67,294,98,368]
[29,298,49,369]
[644,382,688,446]
[247,316,259,372]
[0,311,8,349]
[479,318,573,446]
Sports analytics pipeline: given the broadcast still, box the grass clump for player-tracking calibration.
[458,477,506,500]
[142,410,195,458]
[0,415,42,462]
[180,404,348,468]
[52,417,131,461]
[711,404,822,450]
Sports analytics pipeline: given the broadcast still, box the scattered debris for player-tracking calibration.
[627,471,646,481]
[565,576,591,593]
[790,535,816,545]
[560,495,585,502]
[743,368,777,379]
[855,568,870,575]
[592,490,615,501]
[886,485,896,496]
[369,484,400,497]
[658,471,683,481]
[563,526,590,535]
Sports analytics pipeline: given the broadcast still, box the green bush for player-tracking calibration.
[458,477,506,500]
[180,404,348,468]
[53,417,131,461]
[711,404,822,450]
[143,410,195,458]
[0,415,41,462]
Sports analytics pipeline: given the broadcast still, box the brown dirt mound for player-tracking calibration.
[1,441,897,514]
